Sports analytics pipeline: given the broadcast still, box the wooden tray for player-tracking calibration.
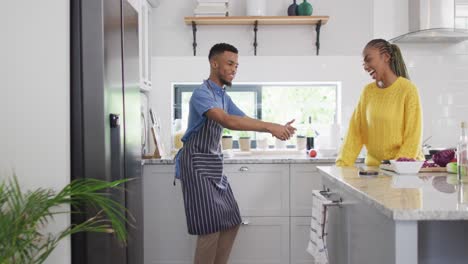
[380,164,446,173]
[419,167,447,172]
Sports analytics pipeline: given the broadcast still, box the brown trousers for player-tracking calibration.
[194,225,240,264]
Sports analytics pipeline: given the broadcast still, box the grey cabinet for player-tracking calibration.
[226,164,290,216]
[143,162,330,264]
[290,164,328,264]
[138,0,152,91]
[143,165,196,264]
[290,217,315,264]
[290,164,322,216]
[230,217,290,264]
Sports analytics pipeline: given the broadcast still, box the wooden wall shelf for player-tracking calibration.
[184,16,330,56]
[184,16,329,25]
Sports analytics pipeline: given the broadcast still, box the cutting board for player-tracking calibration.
[380,164,446,173]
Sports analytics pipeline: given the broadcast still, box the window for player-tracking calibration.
[174,82,339,148]
[456,2,468,29]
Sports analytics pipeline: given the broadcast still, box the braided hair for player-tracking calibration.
[364,39,409,79]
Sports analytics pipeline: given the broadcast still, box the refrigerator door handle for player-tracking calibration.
[109,113,123,181]
[141,111,147,156]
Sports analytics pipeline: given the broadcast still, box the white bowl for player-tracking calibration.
[318,148,338,157]
[389,160,424,174]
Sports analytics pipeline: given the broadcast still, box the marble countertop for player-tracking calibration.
[143,149,361,165]
[144,154,342,165]
[318,166,468,221]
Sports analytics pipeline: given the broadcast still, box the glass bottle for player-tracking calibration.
[306,116,315,150]
[457,121,468,181]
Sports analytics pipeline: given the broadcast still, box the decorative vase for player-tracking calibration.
[287,0,298,16]
[247,0,267,16]
[297,0,313,16]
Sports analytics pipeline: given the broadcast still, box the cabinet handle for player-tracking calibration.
[241,219,250,225]
[239,166,249,172]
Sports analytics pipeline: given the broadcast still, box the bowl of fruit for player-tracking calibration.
[390,158,424,174]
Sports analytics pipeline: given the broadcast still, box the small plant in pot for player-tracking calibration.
[0,174,130,264]
[221,129,233,150]
[238,131,252,152]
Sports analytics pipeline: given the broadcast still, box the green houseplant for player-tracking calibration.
[0,175,130,264]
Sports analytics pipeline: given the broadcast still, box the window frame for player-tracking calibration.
[173,82,341,149]
[174,84,262,120]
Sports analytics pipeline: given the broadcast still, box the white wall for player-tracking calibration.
[1,1,71,264]
[373,0,408,40]
[151,0,373,56]
[150,0,468,151]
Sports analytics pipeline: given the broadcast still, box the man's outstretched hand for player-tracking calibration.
[269,119,296,141]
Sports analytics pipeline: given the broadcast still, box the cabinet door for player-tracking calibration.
[143,165,196,264]
[290,164,331,216]
[225,164,290,216]
[139,0,152,91]
[290,217,315,264]
[230,217,290,264]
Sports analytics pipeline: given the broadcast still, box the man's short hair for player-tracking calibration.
[208,43,238,60]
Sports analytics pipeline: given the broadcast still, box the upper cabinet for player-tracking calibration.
[139,0,153,92]
[184,16,329,56]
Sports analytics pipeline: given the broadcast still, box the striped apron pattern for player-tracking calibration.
[178,109,241,235]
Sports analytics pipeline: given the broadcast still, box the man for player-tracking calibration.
[175,43,296,264]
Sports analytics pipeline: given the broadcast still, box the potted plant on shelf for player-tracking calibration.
[221,129,233,150]
[0,175,130,264]
[238,131,252,152]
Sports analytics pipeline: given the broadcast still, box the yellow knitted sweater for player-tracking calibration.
[336,77,424,166]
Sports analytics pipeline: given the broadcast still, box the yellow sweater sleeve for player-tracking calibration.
[336,94,364,167]
[395,83,423,159]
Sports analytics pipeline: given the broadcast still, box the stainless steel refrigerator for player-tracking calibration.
[70,0,143,263]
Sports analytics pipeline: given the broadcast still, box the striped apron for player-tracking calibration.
[178,96,241,236]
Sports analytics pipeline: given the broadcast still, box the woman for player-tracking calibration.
[336,39,424,166]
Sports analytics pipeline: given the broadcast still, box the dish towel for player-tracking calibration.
[306,190,331,264]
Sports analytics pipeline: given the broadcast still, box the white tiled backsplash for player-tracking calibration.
[151,51,468,153]
[406,54,468,148]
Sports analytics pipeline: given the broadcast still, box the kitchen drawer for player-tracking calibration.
[143,165,196,264]
[290,217,315,264]
[290,164,330,216]
[225,164,290,216]
[230,216,290,264]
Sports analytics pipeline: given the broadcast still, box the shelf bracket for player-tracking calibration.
[253,20,258,56]
[315,20,322,56]
[192,21,197,56]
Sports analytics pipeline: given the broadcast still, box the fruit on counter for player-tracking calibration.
[422,160,440,168]
[309,149,317,158]
[446,162,457,174]
[432,149,456,167]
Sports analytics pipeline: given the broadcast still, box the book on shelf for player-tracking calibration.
[194,5,228,13]
[194,13,229,17]
[197,2,228,7]
[197,0,228,3]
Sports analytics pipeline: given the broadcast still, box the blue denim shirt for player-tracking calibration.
[175,80,245,179]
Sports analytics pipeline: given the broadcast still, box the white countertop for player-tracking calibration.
[318,166,468,221]
[143,151,351,165]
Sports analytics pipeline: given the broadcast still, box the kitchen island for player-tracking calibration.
[318,166,468,264]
